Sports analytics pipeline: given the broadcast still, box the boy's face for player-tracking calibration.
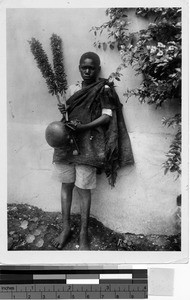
[79,58,101,84]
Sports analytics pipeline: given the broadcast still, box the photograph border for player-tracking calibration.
[0,0,188,265]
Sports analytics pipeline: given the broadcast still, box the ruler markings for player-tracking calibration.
[53,284,68,292]
[130,291,146,299]
[25,285,35,292]
[115,291,131,298]
[110,284,121,292]
[100,279,133,284]
[12,292,27,299]
[71,291,86,299]
[82,284,92,292]
[0,283,148,292]
[129,284,139,292]
[72,284,83,292]
[56,291,71,299]
[0,269,148,299]
[25,291,41,299]
[41,291,57,299]
[137,284,148,291]
[0,292,12,299]
[91,284,101,292]
[0,289,148,299]
[35,284,46,292]
[99,284,111,292]
[100,291,115,299]
[85,291,100,299]
[65,285,72,292]
[15,285,26,292]
[43,284,54,292]
[118,284,129,292]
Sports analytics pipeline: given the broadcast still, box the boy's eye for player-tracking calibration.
[81,67,95,71]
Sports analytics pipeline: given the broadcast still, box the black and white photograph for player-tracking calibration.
[0,0,188,264]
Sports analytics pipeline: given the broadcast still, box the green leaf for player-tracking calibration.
[110,42,115,50]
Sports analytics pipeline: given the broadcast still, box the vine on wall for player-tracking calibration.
[92,8,181,177]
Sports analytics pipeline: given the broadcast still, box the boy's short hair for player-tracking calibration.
[79,52,101,67]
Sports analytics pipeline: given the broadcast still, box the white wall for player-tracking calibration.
[7,8,180,235]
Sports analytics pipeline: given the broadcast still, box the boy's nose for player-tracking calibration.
[85,68,90,74]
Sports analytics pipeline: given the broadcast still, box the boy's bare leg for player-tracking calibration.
[52,182,74,249]
[77,187,91,250]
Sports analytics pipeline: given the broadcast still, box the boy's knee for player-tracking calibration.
[76,186,91,196]
[62,182,74,191]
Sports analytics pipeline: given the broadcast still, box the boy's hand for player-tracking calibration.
[74,123,84,131]
[57,104,67,115]
[66,120,85,131]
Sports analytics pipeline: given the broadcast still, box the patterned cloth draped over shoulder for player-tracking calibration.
[53,78,134,186]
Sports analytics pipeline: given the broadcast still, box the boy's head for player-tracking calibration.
[79,52,101,84]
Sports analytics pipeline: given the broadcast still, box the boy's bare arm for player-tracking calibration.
[58,103,111,131]
[76,114,111,131]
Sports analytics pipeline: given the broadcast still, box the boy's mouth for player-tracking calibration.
[83,76,92,81]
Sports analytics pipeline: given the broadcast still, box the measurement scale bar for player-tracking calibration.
[0,268,148,299]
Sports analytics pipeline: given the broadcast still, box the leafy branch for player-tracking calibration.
[162,114,181,177]
[91,8,131,51]
[91,7,182,177]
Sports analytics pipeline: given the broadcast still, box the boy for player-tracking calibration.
[52,52,134,250]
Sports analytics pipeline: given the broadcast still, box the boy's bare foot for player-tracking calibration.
[52,228,71,250]
[79,232,90,250]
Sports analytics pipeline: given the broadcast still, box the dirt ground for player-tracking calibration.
[8,203,181,251]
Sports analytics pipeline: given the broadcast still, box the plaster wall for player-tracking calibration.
[7,8,180,235]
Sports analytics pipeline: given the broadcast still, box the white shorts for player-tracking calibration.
[52,163,97,189]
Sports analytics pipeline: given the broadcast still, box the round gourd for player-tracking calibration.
[45,121,70,148]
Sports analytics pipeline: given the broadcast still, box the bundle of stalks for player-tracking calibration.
[29,35,79,153]
[28,34,67,110]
